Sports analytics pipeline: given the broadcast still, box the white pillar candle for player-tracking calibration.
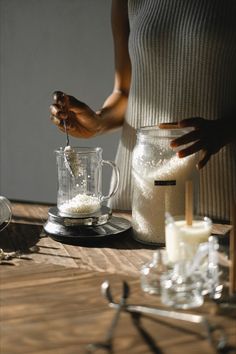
[165,217,212,263]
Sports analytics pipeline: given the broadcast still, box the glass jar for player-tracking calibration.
[131,126,199,245]
[161,262,204,309]
[140,249,168,295]
[56,147,119,217]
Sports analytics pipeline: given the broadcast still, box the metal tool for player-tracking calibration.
[87,280,130,352]
[63,118,70,147]
[63,120,77,178]
[55,91,75,178]
[102,282,232,354]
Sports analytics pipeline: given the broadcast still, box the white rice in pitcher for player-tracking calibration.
[59,194,100,215]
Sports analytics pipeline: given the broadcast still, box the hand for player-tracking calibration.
[50,91,101,138]
[160,117,229,169]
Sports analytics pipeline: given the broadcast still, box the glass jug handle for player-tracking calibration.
[101,160,120,203]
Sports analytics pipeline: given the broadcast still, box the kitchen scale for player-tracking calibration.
[44,205,132,245]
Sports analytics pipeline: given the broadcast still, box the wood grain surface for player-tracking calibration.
[0,201,235,354]
[0,202,160,275]
[1,263,236,354]
[0,201,232,275]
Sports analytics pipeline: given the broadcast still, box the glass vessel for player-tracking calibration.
[140,249,168,295]
[132,126,199,245]
[161,261,203,309]
[56,147,119,217]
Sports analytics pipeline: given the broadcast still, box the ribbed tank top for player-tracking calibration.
[110,0,236,222]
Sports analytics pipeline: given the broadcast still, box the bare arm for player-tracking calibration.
[96,0,131,132]
[50,0,131,138]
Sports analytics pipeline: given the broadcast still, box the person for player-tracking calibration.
[50,0,236,222]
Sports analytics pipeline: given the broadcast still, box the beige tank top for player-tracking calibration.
[110,0,236,222]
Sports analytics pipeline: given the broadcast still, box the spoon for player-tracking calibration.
[56,93,76,178]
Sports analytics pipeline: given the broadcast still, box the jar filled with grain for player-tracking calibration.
[131,126,199,245]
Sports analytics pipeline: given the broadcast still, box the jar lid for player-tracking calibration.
[137,125,193,139]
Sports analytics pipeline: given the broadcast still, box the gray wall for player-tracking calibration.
[0,0,120,203]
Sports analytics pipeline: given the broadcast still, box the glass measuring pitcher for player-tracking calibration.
[56,147,119,217]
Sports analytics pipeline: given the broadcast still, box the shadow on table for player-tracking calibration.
[0,221,162,252]
[46,230,164,250]
[0,222,41,252]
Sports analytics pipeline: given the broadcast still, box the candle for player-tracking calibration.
[165,216,212,263]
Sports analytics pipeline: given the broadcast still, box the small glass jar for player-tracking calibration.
[140,249,168,295]
[132,126,199,245]
[161,262,203,309]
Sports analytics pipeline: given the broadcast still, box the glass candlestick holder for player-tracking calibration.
[161,259,203,309]
[140,249,168,295]
[161,241,203,309]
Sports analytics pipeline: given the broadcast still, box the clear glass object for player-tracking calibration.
[161,264,204,309]
[0,196,12,232]
[56,147,119,217]
[161,244,203,309]
[140,249,168,295]
[131,126,199,244]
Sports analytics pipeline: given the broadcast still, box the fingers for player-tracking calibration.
[52,91,87,113]
[53,90,67,106]
[197,150,211,170]
[176,141,212,170]
[50,103,67,119]
[50,91,69,127]
[164,117,216,169]
[50,104,67,130]
[178,117,205,129]
[159,122,179,129]
[177,140,203,158]
[50,115,61,126]
[176,138,212,168]
[170,129,201,148]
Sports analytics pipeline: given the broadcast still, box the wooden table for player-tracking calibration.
[0,201,235,354]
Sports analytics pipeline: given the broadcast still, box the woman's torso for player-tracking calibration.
[112,0,236,220]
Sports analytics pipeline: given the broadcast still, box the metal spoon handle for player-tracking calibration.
[63,119,70,147]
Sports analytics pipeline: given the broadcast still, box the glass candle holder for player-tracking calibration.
[140,250,168,295]
[161,260,204,309]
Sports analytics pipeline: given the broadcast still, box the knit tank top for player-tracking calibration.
[109,0,236,222]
